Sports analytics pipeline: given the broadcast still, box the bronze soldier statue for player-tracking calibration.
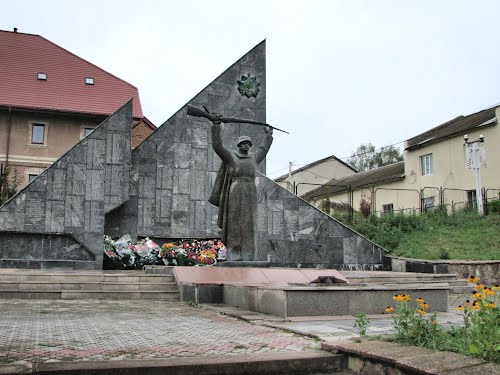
[187,105,282,261]
[209,120,273,261]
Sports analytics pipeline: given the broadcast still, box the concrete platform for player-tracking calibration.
[174,267,452,316]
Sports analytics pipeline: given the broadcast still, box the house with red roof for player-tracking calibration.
[0,28,155,188]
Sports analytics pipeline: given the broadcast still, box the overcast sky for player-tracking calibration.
[2,1,500,178]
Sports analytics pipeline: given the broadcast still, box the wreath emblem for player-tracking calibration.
[237,74,260,98]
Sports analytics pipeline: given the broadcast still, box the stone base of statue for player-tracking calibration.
[217,261,271,268]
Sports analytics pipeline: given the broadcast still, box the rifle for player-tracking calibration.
[186,105,289,134]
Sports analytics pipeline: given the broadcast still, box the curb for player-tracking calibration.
[1,351,346,375]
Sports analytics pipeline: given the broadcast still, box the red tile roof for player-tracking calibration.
[0,30,143,119]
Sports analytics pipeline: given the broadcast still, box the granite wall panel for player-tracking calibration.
[255,175,385,270]
[0,102,132,269]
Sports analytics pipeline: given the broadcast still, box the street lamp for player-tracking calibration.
[464,134,486,215]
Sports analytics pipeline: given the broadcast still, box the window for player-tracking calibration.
[85,77,94,85]
[28,174,38,183]
[420,154,433,176]
[422,196,435,211]
[31,123,45,144]
[81,127,95,139]
[382,204,393,214]
[37,72,47,80]
[467,190,477,209]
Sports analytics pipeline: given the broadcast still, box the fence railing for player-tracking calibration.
[292,182,499,218]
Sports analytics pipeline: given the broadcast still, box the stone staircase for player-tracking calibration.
[0,268,179,300]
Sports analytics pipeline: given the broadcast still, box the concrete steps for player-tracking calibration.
[340,270,470,294]
[0,269,180,300]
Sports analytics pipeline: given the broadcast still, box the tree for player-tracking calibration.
[0,164,19,206]
[347,143,403,172]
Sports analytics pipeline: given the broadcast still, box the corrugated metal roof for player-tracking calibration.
[302,161,405,201]
[405,107,497,151]
[0,30,143,119]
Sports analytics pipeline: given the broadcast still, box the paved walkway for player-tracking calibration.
[204,296,466,343]
[0,300,319,366]
[0,294,469,368]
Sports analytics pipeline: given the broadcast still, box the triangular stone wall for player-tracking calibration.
[0,102,132,269]
[109,42,267,240]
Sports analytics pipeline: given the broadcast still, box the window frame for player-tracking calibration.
[422,196,435,211]
[466,190,477,209]
[420,153,433,176]
[81,127,95,139]
[30,123,46,145]
[382,203,394,214]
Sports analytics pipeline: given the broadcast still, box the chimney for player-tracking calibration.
[13,28,18,33]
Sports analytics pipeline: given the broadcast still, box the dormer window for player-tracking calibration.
[85,77,94,85]
[37,72,47,80]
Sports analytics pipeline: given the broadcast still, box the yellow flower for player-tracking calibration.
[492,285,500,291]
[456,305,465,311]
[472,292,484,299]
[474,284,485,291]
[468,276,480,283]
[485,303,496,309]
[419,303,429,309]
[483,287,495,296]
[392,294,411,302]
[465,300,472,307]
[416,297,425,303]
[385,306,394,313]
[417,309,426,315]
[471,304,480,311]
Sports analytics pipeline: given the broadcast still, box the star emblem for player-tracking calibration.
[237,74,260,98]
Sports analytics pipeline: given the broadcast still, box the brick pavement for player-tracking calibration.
[0,300,320,366]
[0,293,472,368]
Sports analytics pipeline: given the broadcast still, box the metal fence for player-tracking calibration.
[287,182,499,220]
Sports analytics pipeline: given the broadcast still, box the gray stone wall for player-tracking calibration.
[0,102,132,269]
[255,176,385,269]
[115,41,267,239]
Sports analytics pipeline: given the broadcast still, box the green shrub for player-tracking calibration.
[487,199,500,214]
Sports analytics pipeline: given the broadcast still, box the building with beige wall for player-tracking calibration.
[0,29,155,190]
[303,105,500,215]
[274,155,356,196]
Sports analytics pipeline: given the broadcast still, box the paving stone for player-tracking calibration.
[0,299,319,365]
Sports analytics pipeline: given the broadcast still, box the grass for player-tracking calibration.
[346,208,500,260]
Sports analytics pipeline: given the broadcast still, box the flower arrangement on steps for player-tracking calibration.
[103,235,226,269]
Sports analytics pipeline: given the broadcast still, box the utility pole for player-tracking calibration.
[464,134,486,215]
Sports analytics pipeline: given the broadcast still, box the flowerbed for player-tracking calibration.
[103,235,226,269]
[382,276,499,363]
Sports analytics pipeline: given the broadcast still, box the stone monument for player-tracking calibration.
[1,41,386,271]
